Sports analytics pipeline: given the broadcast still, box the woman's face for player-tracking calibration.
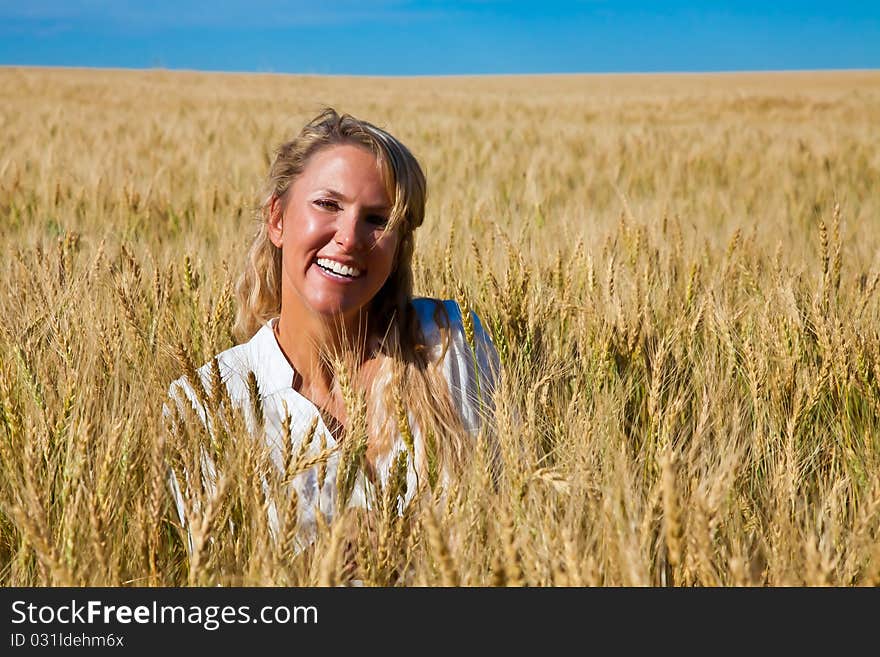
[268,143,399,326]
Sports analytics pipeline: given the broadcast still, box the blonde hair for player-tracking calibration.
[234,108,467,480]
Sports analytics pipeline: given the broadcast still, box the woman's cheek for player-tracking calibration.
[377,230,400,252]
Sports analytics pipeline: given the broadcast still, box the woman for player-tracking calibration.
[166,108,499,554]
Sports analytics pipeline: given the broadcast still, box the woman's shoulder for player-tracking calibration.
[410,297,498,368]
[411,297,464,333]
[166,324,274,411]
[410,296,494,341]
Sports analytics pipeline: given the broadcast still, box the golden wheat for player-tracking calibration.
[0,67,878,586]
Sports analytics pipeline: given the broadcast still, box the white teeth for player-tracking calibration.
[317,258,362,278]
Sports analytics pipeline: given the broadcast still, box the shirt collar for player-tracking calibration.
[250,317,296,397]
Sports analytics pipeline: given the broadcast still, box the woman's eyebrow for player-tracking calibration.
[318,188,390,212]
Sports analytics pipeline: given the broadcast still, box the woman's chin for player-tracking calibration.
[305,297,367,324]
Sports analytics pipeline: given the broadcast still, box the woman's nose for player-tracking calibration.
[334,211,364,251]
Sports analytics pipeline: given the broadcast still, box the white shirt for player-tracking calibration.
[165,297,500,553]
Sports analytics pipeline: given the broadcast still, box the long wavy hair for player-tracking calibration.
[234,108,467,482]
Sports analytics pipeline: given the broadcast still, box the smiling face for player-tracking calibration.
[267,143,400,329]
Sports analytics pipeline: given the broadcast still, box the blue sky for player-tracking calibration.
[1,1,878,75]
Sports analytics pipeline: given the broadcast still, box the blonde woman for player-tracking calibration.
[166,108,499,554]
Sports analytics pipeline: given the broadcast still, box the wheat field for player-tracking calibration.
[1,67,879,586]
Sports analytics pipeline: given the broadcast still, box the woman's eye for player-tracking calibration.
[314,199,339,210]
[367,215,389,227]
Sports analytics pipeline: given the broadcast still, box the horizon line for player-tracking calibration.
[3,64,879,79]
